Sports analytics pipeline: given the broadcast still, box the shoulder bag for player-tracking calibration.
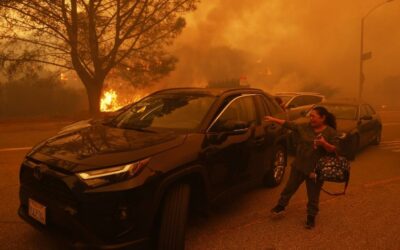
[315,153,351,196]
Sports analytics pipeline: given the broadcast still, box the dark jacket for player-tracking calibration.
[284,121,338,175]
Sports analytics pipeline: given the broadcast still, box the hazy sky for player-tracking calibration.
[165,0,400,101]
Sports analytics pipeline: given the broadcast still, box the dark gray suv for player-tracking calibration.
[19,88,289,249]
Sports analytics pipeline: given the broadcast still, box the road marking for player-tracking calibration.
[0,147,32,152]
[383,122,400,126]
[364,176,400,188]
[380,146,400,149]
[380,140,400,144]
[379,141,400,153]
[379,110,400,113]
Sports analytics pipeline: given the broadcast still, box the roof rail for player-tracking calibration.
[275,92,324,96]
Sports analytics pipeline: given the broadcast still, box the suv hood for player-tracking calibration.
[28,124,187,172]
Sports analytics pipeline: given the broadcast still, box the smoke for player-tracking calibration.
[164,0,400,104]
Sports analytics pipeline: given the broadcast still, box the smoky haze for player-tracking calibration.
[2,0,400,119]
[165,0,400,105]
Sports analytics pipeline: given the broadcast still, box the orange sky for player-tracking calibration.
[165,0,400,102]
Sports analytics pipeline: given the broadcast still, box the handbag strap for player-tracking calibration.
[320,172,350,196]
[316,148,350,196]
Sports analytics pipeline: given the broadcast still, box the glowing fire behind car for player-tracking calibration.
[100,89,144,112]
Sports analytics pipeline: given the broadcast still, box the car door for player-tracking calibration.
[202,95,258,196]
[253,95,282,177]
[260,95,283,147]
[365,104,382,139]
[362,104,379,142]
[358,104,374,146]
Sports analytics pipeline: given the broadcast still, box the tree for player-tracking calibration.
[0,0,198,115]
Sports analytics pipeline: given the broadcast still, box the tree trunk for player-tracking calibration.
[85,83,103,116]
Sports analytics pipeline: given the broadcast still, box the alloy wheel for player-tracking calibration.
[273,150,286,183]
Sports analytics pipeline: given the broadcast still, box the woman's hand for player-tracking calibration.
[314,136,327,147]
[314,135,336,152]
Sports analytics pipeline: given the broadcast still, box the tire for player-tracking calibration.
[348,135,359,161]
[158,183,191,250]
[372,129,382,145]
[264,145,287,187]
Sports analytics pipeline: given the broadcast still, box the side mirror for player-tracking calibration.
[207,120,249,145]
[211,119,249,134]
[360,115,373,121]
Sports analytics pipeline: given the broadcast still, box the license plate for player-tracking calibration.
[28,198,46,225]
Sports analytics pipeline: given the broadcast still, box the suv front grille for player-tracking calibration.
[20,163,76,203]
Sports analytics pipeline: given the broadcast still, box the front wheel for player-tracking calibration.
[264,145,287,187]
[348,135,359,161]
[158,183,191,250]
[372,129,382,145]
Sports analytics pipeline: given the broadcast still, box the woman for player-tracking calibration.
[265,106,338,229]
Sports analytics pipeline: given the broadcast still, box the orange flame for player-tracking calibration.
[100,89,144,112]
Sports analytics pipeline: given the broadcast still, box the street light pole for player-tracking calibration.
[358,0,395,101]
[359,18,365,101]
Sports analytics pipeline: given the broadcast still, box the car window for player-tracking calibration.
[276,95,292,105]
[360,105,369,118]
[288,96,307,108]
[256,95,271,116]
[111,94,216,130]
[366,105,376,115]
[316,104,358,120]
[210,96,257,132]
[303,95,323,105]
[262,96,282,115]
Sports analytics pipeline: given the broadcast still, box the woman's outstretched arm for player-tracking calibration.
[264,116,298,131]
[264,116,286,125]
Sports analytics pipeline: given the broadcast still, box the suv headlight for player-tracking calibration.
[76,158,150,187]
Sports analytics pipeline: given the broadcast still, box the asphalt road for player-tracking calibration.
[0,111,399,250]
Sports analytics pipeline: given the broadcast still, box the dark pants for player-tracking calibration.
[278,167,323,216]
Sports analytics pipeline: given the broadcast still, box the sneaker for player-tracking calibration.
[305,215,315,229]
[271,204,285,215]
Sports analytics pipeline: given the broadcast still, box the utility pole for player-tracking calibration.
[358,0,395,101]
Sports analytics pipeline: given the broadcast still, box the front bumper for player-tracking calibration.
[18,205,149,249]
[18,160,154,249]
[18,184,150,249]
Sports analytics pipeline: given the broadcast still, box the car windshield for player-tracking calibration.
[276,95,292,105]
[109,93,216,131]
[315,104,358,120]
